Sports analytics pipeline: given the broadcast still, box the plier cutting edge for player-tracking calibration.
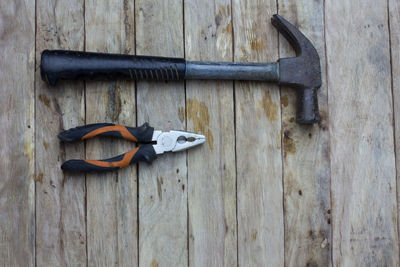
[58,123,206,172]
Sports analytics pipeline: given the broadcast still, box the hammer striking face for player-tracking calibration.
[40,14,322,124]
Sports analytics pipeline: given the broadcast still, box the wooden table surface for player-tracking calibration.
[1,0,400,266]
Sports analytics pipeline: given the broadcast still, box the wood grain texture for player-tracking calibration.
[114,2,137,266]
[390,0,400,254]
[184,1,236,266]
[0,0,35,266]
[85,0,137,265]
[326,0,399,265]
[4,1,400,266]
[232,0,284,266]
[35,0,86,266]
[277,1,331,266]
[135,1,187,266]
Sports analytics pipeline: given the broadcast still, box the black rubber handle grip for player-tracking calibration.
[41,50,186,86]
[58,123,154,143]
[61,144,157,172]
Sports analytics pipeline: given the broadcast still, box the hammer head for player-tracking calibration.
[271,14,321,124]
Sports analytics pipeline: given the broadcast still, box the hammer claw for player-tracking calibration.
[272,14,322,123]
[271,14,302,55]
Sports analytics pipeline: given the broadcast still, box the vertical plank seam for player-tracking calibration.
[386,0,400,260]
[275,1,286,267]
[229,0,239,265]
[181,1,189,266]
[34,0,38,265]
[133,0,140,265]
[322,0,333,265]
[83,0,88,265]
[114,83,119,266]
[114,172,119,263]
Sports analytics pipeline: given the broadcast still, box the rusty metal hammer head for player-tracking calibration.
[272,14,321,124]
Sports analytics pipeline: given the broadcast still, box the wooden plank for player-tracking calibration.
[85,0,137,265]
[326,0,399,265]
[232,1,284,266]
[114,2,136,266]
[35,0,86,266]
[277,2,331,266]
[135,0,187,266]
[184,1,236,266]
[390,0,400,255]
[0,0,35,266]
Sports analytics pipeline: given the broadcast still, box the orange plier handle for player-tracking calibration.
[58,123,156,172]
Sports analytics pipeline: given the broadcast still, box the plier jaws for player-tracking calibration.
[152,130,206,154]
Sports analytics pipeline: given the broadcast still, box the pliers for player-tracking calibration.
[58,123,206,172]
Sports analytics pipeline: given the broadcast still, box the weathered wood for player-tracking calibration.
[5,1,400,265]
[277,2,331,266]
[232,1,284,266]
[390,0,400,254]
[135,1,187,266]
[184,1,236,266]
[114,2,136,266]
[326,0,399,265]
[85,0,137,265]
[0,0,35,266]
[35,0,86,266]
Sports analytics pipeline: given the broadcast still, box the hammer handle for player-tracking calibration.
[41,50,186,86]
[41,50,281,85]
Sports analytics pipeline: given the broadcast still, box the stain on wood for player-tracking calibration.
[35,173,44,184]
[283,130,296,156]
[104,84,122,121]
[259,91,279,121]
[39,94,51,108]
[187,97,214,150]
[150,259,159,267]
[42,141,49,151]
[178,106,185,123]
[221,21,233,35]
[251,230,258,240]
[249,38,264,51]
[281,95,289,107]
[157,176,163,201]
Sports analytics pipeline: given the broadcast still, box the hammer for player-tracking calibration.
[40,14,321,124]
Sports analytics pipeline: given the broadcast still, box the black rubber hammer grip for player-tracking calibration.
[40,50,186,86]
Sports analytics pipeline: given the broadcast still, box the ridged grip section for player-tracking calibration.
[41,50,186,85]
